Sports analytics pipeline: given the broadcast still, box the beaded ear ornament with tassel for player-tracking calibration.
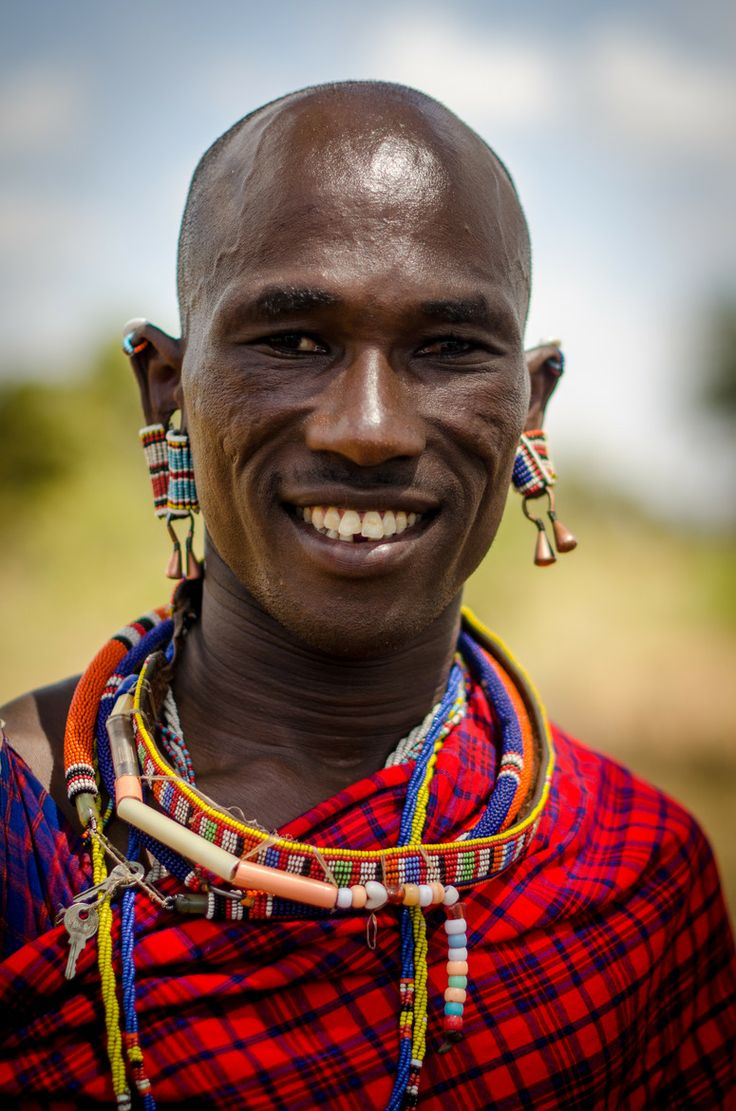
[512,353,577,567]
[123,325,202,581]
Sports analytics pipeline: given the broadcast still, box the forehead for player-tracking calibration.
[189,92,530,317]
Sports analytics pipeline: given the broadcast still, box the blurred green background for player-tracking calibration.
[0,339,734,922]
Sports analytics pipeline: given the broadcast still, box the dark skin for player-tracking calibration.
[2,85,562,832]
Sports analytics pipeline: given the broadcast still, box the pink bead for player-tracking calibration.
[447,960,468,976]
[232,859,337,908]
[350,885,367,908]
[444,987,467,1004]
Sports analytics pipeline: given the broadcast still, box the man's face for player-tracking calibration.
[181,101,531,655]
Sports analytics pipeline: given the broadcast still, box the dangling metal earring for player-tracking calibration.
[512,429,577,567]
[127,329,202,580]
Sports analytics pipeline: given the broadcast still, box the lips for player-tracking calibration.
[296,505,420,542]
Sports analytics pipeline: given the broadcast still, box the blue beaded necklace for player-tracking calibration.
[79,611,546,1110]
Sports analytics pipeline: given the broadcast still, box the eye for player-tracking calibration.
[263,332,328,355]
[416,336,483,358]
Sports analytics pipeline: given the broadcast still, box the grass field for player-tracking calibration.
[2,349,734,920]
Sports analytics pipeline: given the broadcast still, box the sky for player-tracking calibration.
[1,0,735,522]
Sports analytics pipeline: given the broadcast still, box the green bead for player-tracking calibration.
[448,975,467,989]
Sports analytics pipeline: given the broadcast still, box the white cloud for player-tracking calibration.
[0,64,88,155]
[0,192,67,252]
[365,13,562,127]
[584,28,736,161]
[364,9,735,168]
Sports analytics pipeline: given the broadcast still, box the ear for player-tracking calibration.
[122,318,183,427]
[524,341,565,431]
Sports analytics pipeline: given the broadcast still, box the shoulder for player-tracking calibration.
[552,725,700,835]
[547,725,719,898]
[551,724,705,843]
[0,676,79,808]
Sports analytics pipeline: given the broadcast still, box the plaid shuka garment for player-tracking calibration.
[0,653,734,1109]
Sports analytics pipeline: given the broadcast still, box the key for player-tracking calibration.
[63,903,99,980]
[71,860,146,909]
[56,860,151,927]
[114,860,145,885]
[103,861,144,898]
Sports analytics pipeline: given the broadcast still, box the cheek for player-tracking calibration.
[434,372,528,496]
[182,365,304,576]
[185,364,275,480]
[435,373,527,574]
[182,374,253,549]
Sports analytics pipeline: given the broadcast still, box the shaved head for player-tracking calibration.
[176,81,532,333]
[157,80,538,653]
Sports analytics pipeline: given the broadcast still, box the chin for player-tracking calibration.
[256,581,457,660]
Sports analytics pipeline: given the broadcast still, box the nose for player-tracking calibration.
[304,348,425,466]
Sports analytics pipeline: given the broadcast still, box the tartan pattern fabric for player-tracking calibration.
[1,674,735,1106]
[0,741,90,957]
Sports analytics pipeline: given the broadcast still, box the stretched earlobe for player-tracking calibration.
[524,341,564,432]
[515,344,577,565]
[122,318,184,427]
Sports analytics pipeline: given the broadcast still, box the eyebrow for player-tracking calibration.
[418,296,496,327]
[247,286,341,321]
[224,286,513,334]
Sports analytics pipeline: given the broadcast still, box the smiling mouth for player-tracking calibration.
[290,505,424,542]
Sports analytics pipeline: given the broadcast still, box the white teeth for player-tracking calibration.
[361,511,384,539]
[338,509,361,537]
[296,504,424,542]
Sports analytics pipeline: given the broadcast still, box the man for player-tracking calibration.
[0,81,733,1109]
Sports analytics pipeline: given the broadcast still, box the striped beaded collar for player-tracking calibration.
[61,600,554,1110]
[65,604,553,918]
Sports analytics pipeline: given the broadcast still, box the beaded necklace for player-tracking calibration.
[63,602,553,1110]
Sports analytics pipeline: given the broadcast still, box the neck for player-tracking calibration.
[172,548,462,794]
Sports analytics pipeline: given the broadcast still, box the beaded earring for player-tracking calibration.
[512,430,577,566]
[164,429,201,580]
[124,330,202,580]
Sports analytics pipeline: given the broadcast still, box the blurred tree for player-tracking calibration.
[0,381,76,505]
[0,340,139,517]
[702,300,736,427]
[86,338,143,420]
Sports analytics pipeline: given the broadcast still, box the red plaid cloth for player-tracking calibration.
[1,664,734,1108]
